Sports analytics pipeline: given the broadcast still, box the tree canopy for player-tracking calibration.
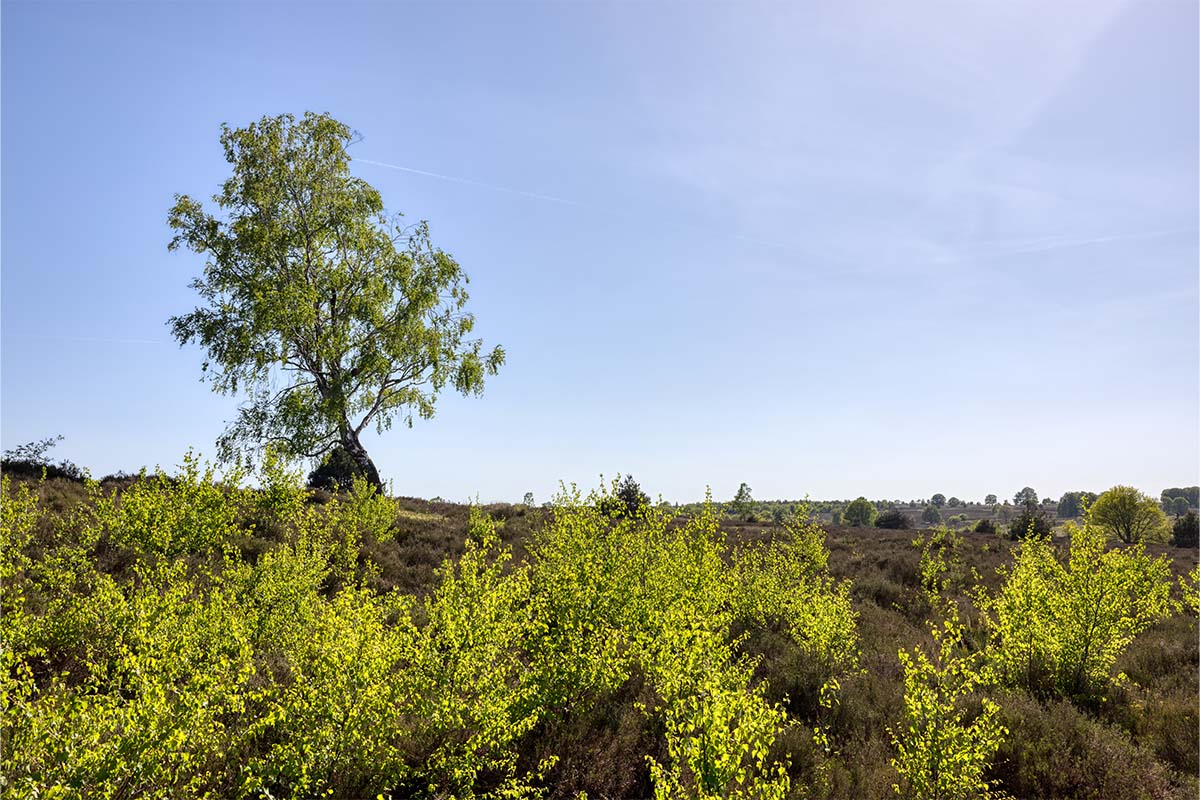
[1089,486,1169,544]
[844,497,877,527]
[168,112,504,486]
[1013,487,1038,508]
[1161,486,1199,507]
[731,482,754,519]
[1057,491,1095,519]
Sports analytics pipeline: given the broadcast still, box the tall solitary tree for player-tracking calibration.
[167,112,504,487]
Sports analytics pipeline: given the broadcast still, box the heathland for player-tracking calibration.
[2,459,1197,800]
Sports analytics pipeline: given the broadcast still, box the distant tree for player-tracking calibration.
[771,507,786,524]
[831,509,843,526]
[1,435,82,481]
[947,497,961,508]
[523,492,535,507]
[1090,486,1170,544]
[930,494,946,508]
[844,497,877,527]
[615,474,649,517]
[1058,491,1086,519]
[1161,486,1200,507]
[984,494,998,506]
[921,505,942,525]
[3,435,64,465]
[1014,487,1038,508]
[731,482,754,519]
[1171,496,1190,518]
[875,509,912,530]
[1172,511,1198,548]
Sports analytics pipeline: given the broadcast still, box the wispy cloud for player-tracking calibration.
[4,333,168,346]
[353,157,586,208]
[946,227,1197,261]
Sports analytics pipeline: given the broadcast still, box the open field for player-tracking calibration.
[2,470,1198,799]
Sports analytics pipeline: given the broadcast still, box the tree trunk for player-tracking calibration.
[341,429,383,491]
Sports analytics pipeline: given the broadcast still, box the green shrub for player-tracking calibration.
[890,617,1006,800]
[984,520,1176,698]
[973,518,997,535]
[1171,510,1198,548]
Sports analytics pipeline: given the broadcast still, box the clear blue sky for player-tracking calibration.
[3,0,1197,503]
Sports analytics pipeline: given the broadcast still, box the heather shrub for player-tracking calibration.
[972,518,996,535]
[992,690,1196,800]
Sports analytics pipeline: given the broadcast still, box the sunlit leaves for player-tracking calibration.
[168,112,505,470]
[890,617,1006,800]
[3,467,864,799]
[983,520,1175,697]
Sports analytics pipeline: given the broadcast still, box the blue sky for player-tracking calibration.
[2,0,1196,503]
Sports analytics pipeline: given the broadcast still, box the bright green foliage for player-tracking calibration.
[1089,485,1170,543]
[914,527,970,615]
[528,491,857,798]
[1180,565,1200,616]
[167,112,505,485]
[228,544,418,798]
[9,557,257,798]
[2,465,860,800]
[1,475,41,646]
[890,617,1006,800]
[647,623,790,800]
[733,511,858,671]
[984,520,1176,697]
[407,508,547,797]
[106,451,245,556]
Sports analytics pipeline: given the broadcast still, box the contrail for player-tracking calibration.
[353,157,587,208]
[354,156,843,262]
[4,333,168,346]
[973,227,1196,258]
